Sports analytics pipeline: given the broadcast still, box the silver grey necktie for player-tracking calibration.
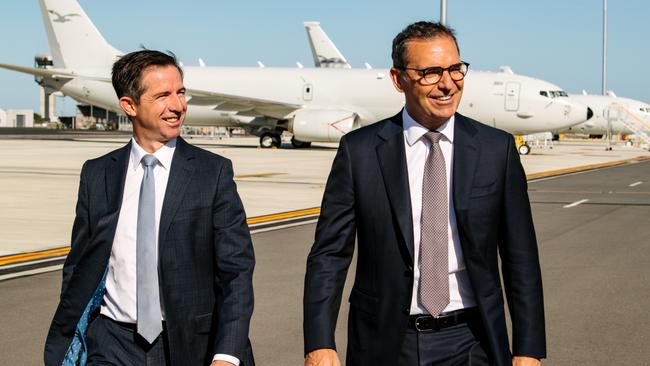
[419,131,449,316]
[137,154,162,343]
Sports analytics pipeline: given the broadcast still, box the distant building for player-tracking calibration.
[74,104,129,130]
[0,109,34,128]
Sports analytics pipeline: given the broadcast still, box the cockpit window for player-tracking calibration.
[540,90,568,98]
[639,107,650,113]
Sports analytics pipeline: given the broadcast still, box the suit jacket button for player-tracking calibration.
[403,308,410,314]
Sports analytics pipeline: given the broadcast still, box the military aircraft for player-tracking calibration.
[0,0,591,151]
[550,91,650,147]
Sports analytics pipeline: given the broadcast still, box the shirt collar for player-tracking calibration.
[402,108,455,147]
[129,137,177,171]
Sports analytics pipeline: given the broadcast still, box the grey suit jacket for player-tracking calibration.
[45,137,256,365]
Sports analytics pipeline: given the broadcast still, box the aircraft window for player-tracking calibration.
[548,90,568,98]
[539,90,568,98]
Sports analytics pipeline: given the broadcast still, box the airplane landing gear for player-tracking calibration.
[518,143,531,155]
[291,136,312,148]
[515,135,531,155]
[260,132,281,148]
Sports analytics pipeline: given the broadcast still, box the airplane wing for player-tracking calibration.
[186,88,302,119]
[0,63,111,82]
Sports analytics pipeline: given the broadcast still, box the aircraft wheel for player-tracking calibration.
[271,134,282,148]
[291,137,312,148]
[260,133,276,149]
[625,140,634,147]
[518,143,531,155]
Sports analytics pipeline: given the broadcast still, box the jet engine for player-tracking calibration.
[290,109,357,142]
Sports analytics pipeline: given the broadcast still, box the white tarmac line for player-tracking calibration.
[0,264,63,281]
[629,181,643,187]
[0,255,65,270]
[250,219,319,234]
[563,199,589,208]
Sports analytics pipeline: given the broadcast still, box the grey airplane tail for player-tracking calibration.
[304,21,351,69]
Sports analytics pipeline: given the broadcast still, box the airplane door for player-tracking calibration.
[605,105,621,121]
[505,82,520,111]
[303,84,313,101]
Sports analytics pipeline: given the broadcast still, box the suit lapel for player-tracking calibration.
[159,137,196,245]
[376,113,415,261]
[105,141,131,214]
[452,113,480,212]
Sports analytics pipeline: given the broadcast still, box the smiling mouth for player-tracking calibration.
[429,93,456,103]
[162,116,181,124]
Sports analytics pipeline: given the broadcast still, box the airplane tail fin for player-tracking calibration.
[39,0,122,70]
[303,21,351,69]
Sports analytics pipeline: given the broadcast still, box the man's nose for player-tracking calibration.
[168,94,185,112]
[436,70,454,90]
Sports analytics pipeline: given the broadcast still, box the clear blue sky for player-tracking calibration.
[0,0,647,116]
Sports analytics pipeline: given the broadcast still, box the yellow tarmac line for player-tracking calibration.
[3,156,648,268]
[0,247,70,266]
[0,207,322,267]
[526,155,650,180]
[246,207,321,224]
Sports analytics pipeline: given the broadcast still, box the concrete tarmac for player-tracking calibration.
[1,159,649,365]
[1,133,649,255]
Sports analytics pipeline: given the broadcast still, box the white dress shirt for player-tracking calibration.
[403,109,477,315]
[100,138,238,365]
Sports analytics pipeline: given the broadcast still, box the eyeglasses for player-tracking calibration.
[398,61,470,85]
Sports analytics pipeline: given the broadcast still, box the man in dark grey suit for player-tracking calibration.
[304,22,545,366]
[44,50,255,366]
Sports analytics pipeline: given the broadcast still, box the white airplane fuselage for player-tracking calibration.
[557,94,650,135]
[54,67,589,137]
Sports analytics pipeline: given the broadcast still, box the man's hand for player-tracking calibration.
[210,361,235,366]
[513,356,541,366]
[305,348,341,366]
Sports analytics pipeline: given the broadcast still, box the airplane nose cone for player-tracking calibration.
[587,107,594,120]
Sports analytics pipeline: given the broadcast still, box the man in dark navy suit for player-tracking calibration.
[304,22,545,366]
[44,50,255,366]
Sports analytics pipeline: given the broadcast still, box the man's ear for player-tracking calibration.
[390,68,405,93]
[119,96,137,118]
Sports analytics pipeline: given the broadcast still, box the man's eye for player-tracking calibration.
[423,68,442,76]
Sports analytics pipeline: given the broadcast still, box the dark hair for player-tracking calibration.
[391,21,459,69]
[111,50,183,103]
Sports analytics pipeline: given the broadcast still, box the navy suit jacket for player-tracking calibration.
[304,112,546,365]
[45,137,255,365]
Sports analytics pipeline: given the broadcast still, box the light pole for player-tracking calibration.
[603,0,613,151]
[440,0,447,25]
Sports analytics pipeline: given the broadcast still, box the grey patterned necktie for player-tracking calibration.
[137,154,162,343]
[419,131,449,316]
